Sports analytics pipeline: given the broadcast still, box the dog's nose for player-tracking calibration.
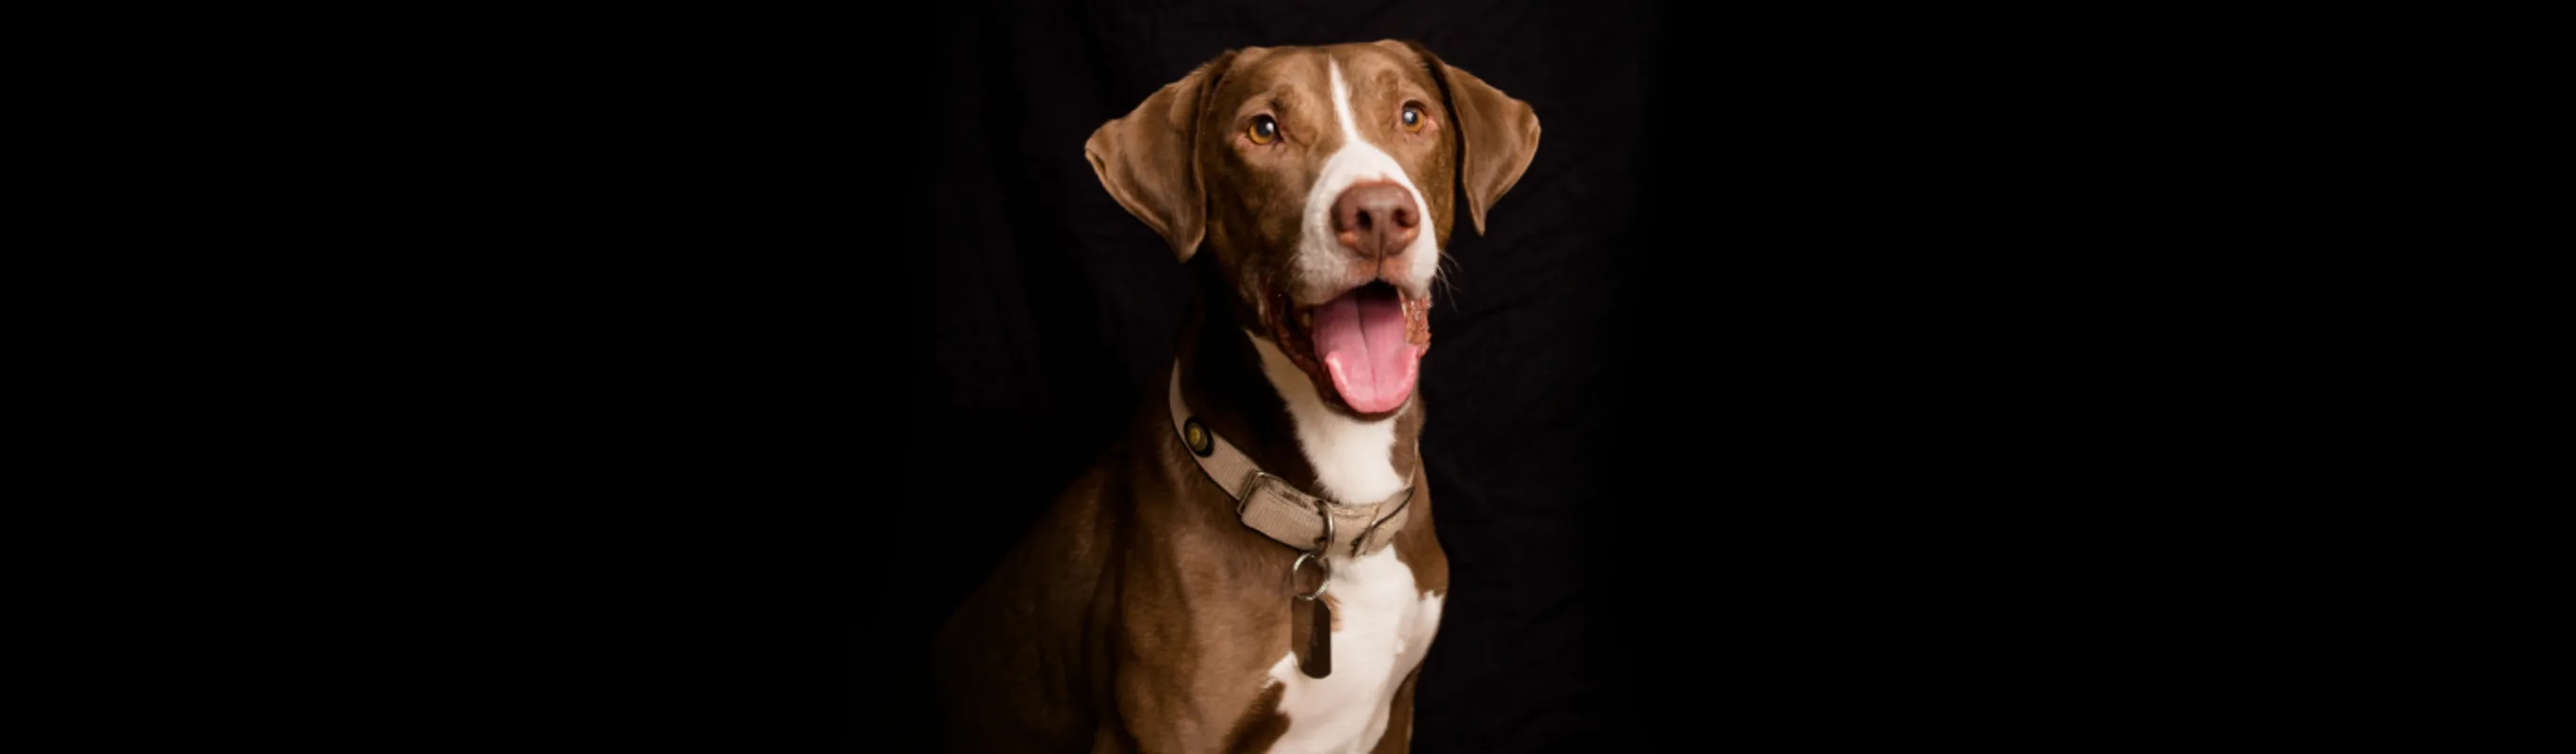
[1332,181,1420,259]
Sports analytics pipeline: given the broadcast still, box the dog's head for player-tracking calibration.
[1087,41,1540,418]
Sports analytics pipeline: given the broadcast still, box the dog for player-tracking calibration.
[933,40,1539,753]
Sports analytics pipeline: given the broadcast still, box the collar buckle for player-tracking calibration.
[1238,470,1286,516]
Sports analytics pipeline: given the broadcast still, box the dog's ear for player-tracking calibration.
[1085,51,1237,263]
[1400,41,1540,236]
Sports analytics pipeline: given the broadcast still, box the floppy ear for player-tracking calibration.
[1402,41,1541,236]
[1084,51,1237,262]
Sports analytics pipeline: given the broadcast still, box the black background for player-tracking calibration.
[106,2,2437,749]
[873,0,2254,749]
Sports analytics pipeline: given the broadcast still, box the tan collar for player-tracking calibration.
[1167,363,1415,557]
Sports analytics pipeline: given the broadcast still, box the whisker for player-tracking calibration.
[1433,254,1464,299]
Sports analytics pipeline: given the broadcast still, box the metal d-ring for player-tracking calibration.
[1290,549,1329,600]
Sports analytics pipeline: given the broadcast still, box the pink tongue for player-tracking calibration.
[1312,286,1419,414]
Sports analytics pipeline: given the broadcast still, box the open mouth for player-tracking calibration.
[1271,281,1432,417]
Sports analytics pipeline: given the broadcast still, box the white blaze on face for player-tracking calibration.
[1292,58,1444,303]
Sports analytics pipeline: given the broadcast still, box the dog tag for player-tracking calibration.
[1291,550,1332,679]
[1301,595,1333,679]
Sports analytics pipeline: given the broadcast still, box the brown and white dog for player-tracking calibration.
[934,41,1538,753]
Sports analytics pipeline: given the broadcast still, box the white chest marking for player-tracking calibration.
[1247,331,1409,503]
[1261,542,1445,753]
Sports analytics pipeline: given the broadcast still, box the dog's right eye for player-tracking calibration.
[1247,115,1280,145]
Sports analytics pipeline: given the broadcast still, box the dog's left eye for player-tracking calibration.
[1401,104,1425,132]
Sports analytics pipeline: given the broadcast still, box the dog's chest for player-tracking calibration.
[1261,543,1445,753]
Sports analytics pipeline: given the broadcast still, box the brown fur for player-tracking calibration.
[937,41,1527,753]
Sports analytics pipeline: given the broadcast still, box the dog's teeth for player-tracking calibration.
[1298,311,1312,328]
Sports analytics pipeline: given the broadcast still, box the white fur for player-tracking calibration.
[1256,59,1434,507]
[1234,55,1451,753]
[1292,59,1443,304]
[1248,331,1408,503]
[1261,538,1446,753]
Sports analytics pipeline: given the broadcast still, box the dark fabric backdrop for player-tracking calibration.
[230,5,2344,749]
[872,1,2268,749]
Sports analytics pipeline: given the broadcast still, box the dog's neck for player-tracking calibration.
[1175,259,1422,505]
